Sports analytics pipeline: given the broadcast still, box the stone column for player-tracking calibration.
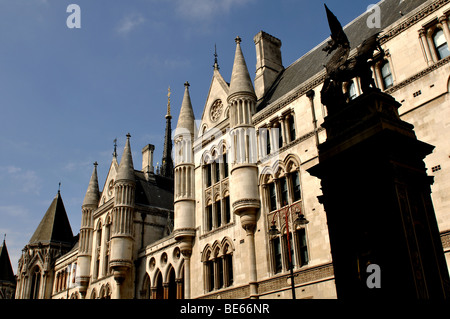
[279,115,287,147]
[151,287,157,299]
[426,28,439,62]
[419,28,433,66]
[244,222,258,299]
[439,16,450,46]
[306,89,319,147]
[181,243,192,299]
[163,283,169,299]
[176,279,184,299]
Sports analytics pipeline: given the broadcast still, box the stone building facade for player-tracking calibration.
[15,0,450,299]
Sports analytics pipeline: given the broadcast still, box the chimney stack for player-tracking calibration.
[254,31,284,101]
[142,144,155,180]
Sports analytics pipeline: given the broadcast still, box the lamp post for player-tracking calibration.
[268,201,309,299]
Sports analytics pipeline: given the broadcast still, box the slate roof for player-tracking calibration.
[257,0,429,111]
[0,240,15,283]
[28,191,74,245]
[135,171,174,211]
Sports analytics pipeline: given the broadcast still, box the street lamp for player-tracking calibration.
[269,201,309,299]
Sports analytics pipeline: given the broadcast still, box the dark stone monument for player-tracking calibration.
[307,5,450,299]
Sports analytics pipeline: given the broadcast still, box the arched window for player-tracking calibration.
[100,283,111,299]
[214,248,223,290]
[29,266,41,299]
[381,61,393,89]
[103,216,111,276]
[202,241,234,293]
[205,162,212,187]
[266,159,309,275]
[224,195,231,224]
[223,244,234,287]
[155,271,164,299]
[204,148,231,233]
[213,152,220,184]
[275,122,283,149]
[222,150,229,179]
[349,81,357,100]
[214,196,222,228]
[433,29,450,60]
[262,128,271,156]
[291,171,302,203]
[279,176,288,207]
[206,203,213,232]
[94,222,102,279]
[268,182,277,212]
[167,266,177,300]
[141,273,151,299]
[271,236,282,274]
[295,228,309,267]
[288,114,296,141]
[203,249,214,292]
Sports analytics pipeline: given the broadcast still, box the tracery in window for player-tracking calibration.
[262,156,309,275]
[202,239,234,292]
[103,215,112,276]
[94,220,102,279]
[203,147,231,233]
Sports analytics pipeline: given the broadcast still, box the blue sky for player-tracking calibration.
[0,0,379,272]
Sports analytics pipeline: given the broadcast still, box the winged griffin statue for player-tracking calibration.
[320,4,385,113]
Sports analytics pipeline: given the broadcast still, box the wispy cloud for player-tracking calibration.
[140,54,191,71]
[63,160,93,172]
[116,13,146,35]
[0,205,31,219]
[174,0,255,21]
[0,166,41,195]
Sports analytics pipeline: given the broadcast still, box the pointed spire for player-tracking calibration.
[29,190,73,245]
[0,237,16,283]
[161,93,174,178]
[82,162,100,207]
[213,44,220,70]
[176,81,196,135]
[228,36,255,99]
[116,134,135,182]
[166,86,172,119]
[113,138,118,158]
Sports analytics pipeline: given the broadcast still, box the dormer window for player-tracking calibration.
[419,16,450,64]
[433,29,450,60]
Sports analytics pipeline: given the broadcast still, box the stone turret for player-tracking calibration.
[228,36,260,298]
[77,162,100,298]
[110,134,136,297]
[173,82,196,299]
[228,36,260,219]
[15,190,73,299]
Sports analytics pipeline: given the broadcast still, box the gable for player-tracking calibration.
[99,158,119,205]
[199,70,230,136]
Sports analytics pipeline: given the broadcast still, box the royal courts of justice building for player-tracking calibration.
[6,0,450,299]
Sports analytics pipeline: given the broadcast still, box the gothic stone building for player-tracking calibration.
[15,0,450,299]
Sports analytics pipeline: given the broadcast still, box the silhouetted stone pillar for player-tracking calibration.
[308,90,450,299]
